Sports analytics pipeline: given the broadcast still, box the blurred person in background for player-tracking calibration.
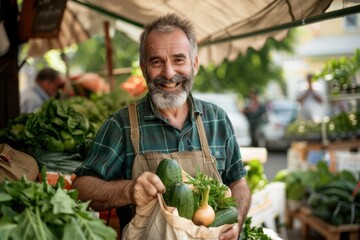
[296,73,325,121]
[20,67,66,113]
[243,88,268,146]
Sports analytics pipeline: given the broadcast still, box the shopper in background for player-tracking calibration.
[296,73,325,121]
[20,67,66,113]
[243,88,268,146]
[72,13,250,240]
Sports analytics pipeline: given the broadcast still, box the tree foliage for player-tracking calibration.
[194,30,296,97]
[69,30,139,73]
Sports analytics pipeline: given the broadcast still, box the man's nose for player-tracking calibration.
[162,61,175,80]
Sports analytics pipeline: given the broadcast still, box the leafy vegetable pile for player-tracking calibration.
[0,93,131,173]
[0,170,117,240]
[0,98,95,155]
[286,111,360,141]
[244,159,269,193]
[0,92,130,154]
[273,161,360,225]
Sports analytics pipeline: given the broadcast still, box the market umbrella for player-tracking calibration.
[24,0,336,65]
[68,0,333,65]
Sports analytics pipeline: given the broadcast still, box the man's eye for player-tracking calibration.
[174,59,184,64]
[151,60,161,67]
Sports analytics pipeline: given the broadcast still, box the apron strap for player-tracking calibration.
[128,103,140,154]
[195,114,213,163]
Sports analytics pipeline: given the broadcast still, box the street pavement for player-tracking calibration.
[263,150,288,181]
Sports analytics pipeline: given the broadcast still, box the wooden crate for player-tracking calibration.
[295,207,360,240]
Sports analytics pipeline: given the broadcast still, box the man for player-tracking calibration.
[296,73,325,121]
[20,67,66,113]
[72,13,251,240]
[243,88,268,146]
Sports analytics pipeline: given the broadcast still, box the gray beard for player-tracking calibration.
[151,91,188,109]
[146,72,194,110]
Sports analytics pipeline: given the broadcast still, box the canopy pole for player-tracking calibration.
[104,21,115,92]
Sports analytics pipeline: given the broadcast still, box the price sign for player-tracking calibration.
[19,0,68,40]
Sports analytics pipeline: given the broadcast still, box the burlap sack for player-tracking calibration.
[0,143,39,182]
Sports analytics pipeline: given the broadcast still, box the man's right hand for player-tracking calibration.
[131,172,165,206]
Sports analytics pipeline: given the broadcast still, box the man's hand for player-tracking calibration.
[132,172,165,206]
[219,223,240,240]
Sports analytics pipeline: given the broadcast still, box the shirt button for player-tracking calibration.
[216,151,220,155]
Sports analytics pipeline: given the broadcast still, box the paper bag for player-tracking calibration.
[122,193,234,240]
[0,143,39,182]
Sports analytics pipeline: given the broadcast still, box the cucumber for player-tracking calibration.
[156,158,183,204]
[315,180,355,194]
[209,206,238,227]
[168,182,194,220]
[312,206,332,222]
[316,188,353,202]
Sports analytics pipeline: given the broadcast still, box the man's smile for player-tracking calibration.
[156,81,183,91]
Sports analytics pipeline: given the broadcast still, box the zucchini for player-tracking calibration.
[168,182,194,220]
[156,158,182,204]
[209,206,238,227]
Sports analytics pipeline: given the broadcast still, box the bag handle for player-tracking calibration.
[0,154,12,166]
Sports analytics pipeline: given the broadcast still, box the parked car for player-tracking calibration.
[254,99,298,150]
[192,92,251,147]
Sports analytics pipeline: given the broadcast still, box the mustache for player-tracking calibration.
[152,74,190,85]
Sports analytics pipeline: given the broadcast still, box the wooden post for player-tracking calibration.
[104,21,115,92]
[0,0,20,128]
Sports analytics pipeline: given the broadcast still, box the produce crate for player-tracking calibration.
[335,150,360,176]
[295,207,360,240]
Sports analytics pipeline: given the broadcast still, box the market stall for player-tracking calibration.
[283,52,360,239]
[1,1,360,240]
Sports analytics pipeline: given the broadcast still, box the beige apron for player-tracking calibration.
[128,103,222,182]
[120,103,225,235]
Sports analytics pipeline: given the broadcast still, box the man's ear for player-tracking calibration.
[140,60,146,76]
[193,56,199,75]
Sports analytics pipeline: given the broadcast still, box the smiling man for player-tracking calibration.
[72,13,251,240]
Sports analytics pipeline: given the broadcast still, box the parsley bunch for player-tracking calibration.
[188,171,237,212]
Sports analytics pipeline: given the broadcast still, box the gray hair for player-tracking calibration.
[139,13,197,64]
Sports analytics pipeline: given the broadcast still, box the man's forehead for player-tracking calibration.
[148,29,189,46]
[147,35,190,57]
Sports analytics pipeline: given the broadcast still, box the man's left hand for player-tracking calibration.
[219,223,240,240]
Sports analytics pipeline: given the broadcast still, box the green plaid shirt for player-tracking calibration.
[74,93,246,185]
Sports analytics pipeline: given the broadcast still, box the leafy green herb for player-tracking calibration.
[187,171,237,212]
[0,169,116,240]
[240,217,271,240]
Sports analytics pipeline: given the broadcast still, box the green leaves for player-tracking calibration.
[240,217,271,240]
[0,176,117,240]
[0,216,17,240]
[51,189,76,215]
[188,171,237,212]
[245,159,269,193]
